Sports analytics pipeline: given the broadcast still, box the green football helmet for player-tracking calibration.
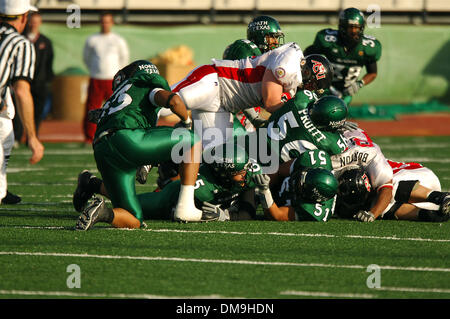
[308,96,348,131]
[290,167,338,204]
[208,143,251,188]
[247,15,285,53]
[112,60,159,91]
[223,39,262,60]
[338,7,366,47]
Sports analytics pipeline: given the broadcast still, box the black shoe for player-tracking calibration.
[1,191,21,204]
[438,194,450,221]
[136,165,152,185]
[73,170,95,212]
[75,196,105,231]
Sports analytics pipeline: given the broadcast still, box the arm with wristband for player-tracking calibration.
[150,89,192,129]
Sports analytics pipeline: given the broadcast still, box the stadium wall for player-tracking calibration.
[45,23,450,105]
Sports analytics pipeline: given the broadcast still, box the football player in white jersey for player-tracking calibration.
[331,127,394,221]
[171,43,333,149]
[333,128,449,222]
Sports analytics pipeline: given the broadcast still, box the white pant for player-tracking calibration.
[382,167,442,216]
[172,65,233,149]
[0,116,14,200]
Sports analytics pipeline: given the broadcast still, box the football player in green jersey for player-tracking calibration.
[247,15,285,53]
[73,143,263,224]
[253,149,338,221]
[259,94,349,167]
[304,7,382,105]
[73,60,218,230]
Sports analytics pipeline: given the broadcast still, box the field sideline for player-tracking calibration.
[0,136,449,301]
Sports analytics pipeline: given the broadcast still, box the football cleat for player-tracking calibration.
[1,191,21,205]
[173,202,219,223]
[136,165,152,185]
[75,196,105,231]
[438,193,450,220]
[73,170,95,212]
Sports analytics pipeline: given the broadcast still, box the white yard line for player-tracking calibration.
[279,290,375,299]
[142,228,450,243]
[376,286,450,294]
[0,289,232,299]
[1,225,450,243]
[1,251,450,273]
[280,286,450,298]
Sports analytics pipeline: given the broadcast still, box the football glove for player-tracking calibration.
[201,202,230,222]
[353,210,375,222]
[243,108,267,128]
[252,174,274,209]
[343,80,364,96]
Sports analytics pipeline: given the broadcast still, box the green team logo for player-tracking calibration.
[249,20,272,31]
[138,63,159,75]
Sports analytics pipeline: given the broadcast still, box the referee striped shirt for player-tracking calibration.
[0,21,35,101]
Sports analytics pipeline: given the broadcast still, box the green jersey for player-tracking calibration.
[308,28,382,92]
[264,92,348,163]
[95,67,170,139]
[140,161,262,220]
[193,161,262,205]
[274,149,336,221]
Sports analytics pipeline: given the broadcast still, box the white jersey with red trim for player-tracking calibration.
[212,42,304,113]
[331,128,393,190]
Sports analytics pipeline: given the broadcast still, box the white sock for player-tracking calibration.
[178,185,195,206]
[174,185,202,221]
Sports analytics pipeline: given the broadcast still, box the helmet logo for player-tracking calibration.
[249,20,271,31]
[138,63,159,75]
[311,60,326,80]
[275,67,286,79]
[362,173,371,192]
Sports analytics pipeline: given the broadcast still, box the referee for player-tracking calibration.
[0,0,44,203]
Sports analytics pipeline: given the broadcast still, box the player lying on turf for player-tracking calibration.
[330,127,394,222]
[336,162,450,223]
[256,149,338,222]
[331,127,449,222]
[253,96,351,222]
[73,60,219,230]
[304,7,381,106]
[73,143,270,229]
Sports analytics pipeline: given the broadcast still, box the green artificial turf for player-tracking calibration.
[0,136,449,300]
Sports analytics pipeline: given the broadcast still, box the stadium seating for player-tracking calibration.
[256,0,340,11]
[126,0,211,10]
[425,0,450,12]
[33,0,450,14]
[341,0,424,12]
[213,0,255,11]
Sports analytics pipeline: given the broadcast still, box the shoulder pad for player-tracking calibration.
[361,35,382,61]
[314,29,339,48]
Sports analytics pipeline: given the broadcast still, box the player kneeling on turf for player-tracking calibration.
[73,60,218,230]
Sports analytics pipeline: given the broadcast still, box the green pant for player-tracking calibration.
[93,127,197,222]
[137,180,182,220]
